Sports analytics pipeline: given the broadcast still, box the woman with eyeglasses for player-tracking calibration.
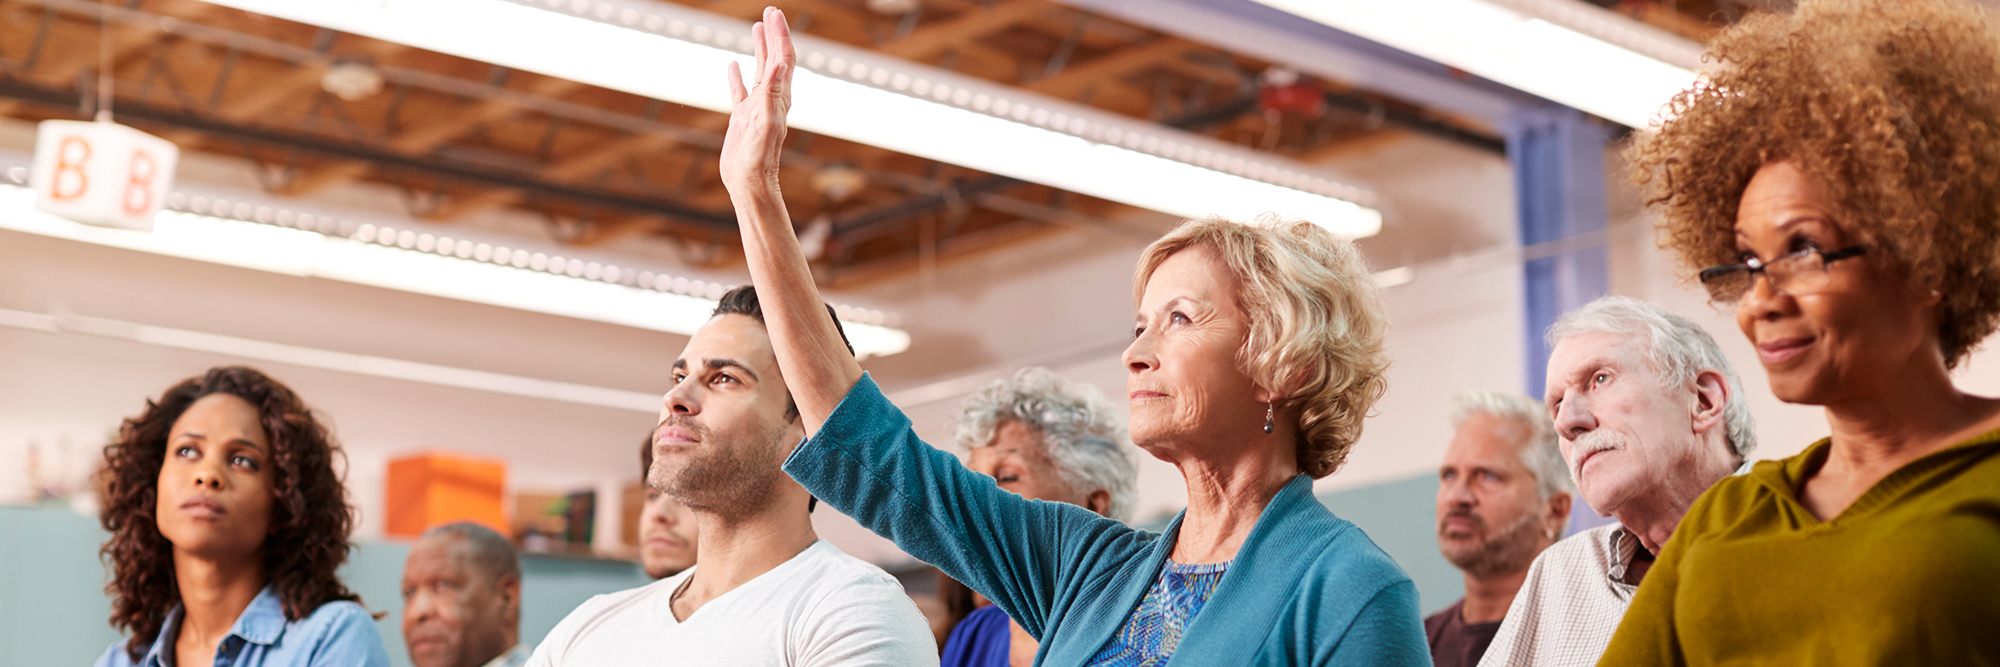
[1604,0,2000,663]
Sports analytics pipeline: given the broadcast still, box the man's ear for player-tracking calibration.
[501,573,522,624]
[1085,489,1112,518]
[1546,491,1573,538]
[1691,369,1728,435]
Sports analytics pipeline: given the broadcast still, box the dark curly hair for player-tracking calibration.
[99,366,365,661]
[1630,0,2000,367]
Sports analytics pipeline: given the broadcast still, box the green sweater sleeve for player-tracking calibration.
[781,373,1155,640]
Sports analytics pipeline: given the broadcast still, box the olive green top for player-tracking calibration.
[1598,427,2000,666]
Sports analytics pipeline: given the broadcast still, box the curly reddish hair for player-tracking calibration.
[1630,0,2000,367]
[99,366,365,661]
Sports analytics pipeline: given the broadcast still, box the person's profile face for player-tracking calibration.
[1545,333,1704,518]
[1435,414,1547,564]
[401,537,510,667]
[154,392,275,562]
[638,486,697,578]
[650,314,799,513]
[1123,246,1265,456]
[969,421,1087,509]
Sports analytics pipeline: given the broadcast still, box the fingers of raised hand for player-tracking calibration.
[726,61,748,106]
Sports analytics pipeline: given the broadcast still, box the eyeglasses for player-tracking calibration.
[1698,245,1866,303]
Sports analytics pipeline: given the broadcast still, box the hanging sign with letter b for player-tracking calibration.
[30,120,179,232]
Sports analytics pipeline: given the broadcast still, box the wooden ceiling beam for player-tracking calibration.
[274,74,588,196]
[879,0,1051,61]
[427,115,726,221]
[32,0,216,84]
[1025,37,1193,100]
[167,39,412,147]
[1294,128,1408,163]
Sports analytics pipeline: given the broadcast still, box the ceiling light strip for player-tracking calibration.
[194,0,1383,236]
[0,179,911,357]
[1248,0,1700,129]
[0,307,661,412]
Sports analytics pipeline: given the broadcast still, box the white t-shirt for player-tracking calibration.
[525,540,937,667]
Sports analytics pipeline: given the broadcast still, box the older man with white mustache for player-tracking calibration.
[1476,296,1755,667]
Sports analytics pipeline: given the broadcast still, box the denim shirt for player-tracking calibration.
[96,584,391,667]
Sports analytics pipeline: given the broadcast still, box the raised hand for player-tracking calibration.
[719,6,796,199]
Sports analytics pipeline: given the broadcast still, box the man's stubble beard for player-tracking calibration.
[648,414,790,521]
[1440,502,1552,580]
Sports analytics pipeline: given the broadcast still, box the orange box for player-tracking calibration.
[386,452,507,538]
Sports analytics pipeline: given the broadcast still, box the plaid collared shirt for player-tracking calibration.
[1474,523,1644,667]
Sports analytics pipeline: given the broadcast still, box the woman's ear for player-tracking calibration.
[1086,489,1112,518]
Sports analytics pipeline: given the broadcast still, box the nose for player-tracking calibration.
[1442,473,1476,506]
[661,378,700,416]
[407,589,439,623]
[650,498,676,526]
[190,462,223,491]
[1553,390,1597,441]
[1738,268,1795,322]
[1122,330,1156,375]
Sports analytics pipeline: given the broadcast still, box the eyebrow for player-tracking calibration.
[1736,215,1831,240]
[1135,296,1202,322]
[673,357,761,383]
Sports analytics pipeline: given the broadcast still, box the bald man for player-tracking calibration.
[402,523,529,667]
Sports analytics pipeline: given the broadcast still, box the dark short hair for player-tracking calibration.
[711,285,856,357]
[707,285,837,513]
[710,285,855,423]
[418,522,521,584]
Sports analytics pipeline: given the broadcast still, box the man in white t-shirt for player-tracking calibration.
[527,286,935,667]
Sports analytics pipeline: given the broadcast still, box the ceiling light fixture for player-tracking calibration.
[0,182,912,357]
[1248,0,1701,129]
[193,0,1383,237]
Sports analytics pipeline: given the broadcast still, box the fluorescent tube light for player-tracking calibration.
[1249,0,1702,129]
[0,307,663,412]
[0,183,913,358]
[193,0,1382,237]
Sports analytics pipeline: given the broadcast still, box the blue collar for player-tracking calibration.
[140,584,288,666]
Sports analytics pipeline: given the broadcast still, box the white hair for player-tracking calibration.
[1547,296,1757,460]
[953,367,1138,523]
[1449,390,1573,499]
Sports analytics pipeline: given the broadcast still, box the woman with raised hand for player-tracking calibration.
[717,8,1427,665]
[97,366,390,667]
[1609,0,2000,663]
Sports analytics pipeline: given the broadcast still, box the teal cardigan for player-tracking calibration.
[784,374,1429,666]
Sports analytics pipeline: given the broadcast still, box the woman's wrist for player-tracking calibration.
[727,179,785,212]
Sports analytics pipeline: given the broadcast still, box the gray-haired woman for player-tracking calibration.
[941,368,1138,667]
[715,8,1427,665]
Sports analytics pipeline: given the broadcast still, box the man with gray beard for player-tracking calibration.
[526,286,934,667]
[1477,296,1753,667]
[1427,391,1574,667]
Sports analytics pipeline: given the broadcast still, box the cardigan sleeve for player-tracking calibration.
[782,373,1147,639]
[1324,579,1429,667]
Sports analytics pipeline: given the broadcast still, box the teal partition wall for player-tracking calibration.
[1316,473,1463,616]
[0,507,651,667]
[0,507,123,667]
[7,472,1461,663]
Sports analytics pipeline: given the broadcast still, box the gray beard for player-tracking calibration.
[1440,506,1549,580]
[648,418,787,521]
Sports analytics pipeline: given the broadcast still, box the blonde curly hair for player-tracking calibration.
[1630,0,2000,367]
[1134,216,1389,479]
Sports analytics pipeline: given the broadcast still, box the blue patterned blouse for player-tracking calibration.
[1084,560,1232,666]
